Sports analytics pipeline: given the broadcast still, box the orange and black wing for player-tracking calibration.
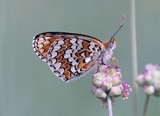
[32,32,104,81]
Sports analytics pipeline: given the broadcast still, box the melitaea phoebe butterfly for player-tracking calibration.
[32,16,125,82]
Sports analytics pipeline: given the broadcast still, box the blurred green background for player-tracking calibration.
[0,0,160,116]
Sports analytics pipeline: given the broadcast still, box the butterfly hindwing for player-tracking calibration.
[47,38,102,81]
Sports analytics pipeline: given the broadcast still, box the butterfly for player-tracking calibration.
[32,16,125,82]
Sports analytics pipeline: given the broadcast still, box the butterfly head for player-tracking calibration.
[108,37,116,50]
[103,37,116,50]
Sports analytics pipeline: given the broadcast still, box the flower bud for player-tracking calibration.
[93,73,103,79]
[92,73,103,87]
[154,82,160,91]
[109,86,122,97]
[153,70,160,79]
[136,74,144,86]
[91,85,98,95]
[143,85,155,95]
[99,65,107,74]
[101,80,112,92]
[112,75,121,86]
[95,88,107,100]
[108,68,117,77]
[145,64,155,71]
[144,73,154,85]
[121,80,132,100]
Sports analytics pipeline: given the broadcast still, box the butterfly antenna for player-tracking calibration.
[110,15,125,41]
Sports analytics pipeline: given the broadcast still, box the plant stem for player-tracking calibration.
[107,96,113,116]
[143,95,150,116]
[130,0,138,116]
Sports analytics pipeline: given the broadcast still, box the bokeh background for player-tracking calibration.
[0,0,160,116]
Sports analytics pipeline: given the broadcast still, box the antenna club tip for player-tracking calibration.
[122,15,126,21]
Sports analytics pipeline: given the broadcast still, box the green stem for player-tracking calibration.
[107,96,113,116]
[130,0,138,116]
[143,95,150,116]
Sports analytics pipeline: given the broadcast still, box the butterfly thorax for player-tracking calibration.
[101,38,116,64]
[101,49,113,64]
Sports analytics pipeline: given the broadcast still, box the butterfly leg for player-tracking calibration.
[110,57,119,67]
[94,61,103,73]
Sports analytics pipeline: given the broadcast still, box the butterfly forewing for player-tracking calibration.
[32,32,106,81]
[32,32,65,62]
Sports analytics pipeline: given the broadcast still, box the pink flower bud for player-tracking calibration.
[109,69,116,77]
[92,73,103,87]
[91,85,98,95]
[109,86,122,97]
[145,64,155,71]
[143,85,155,95]
[121,80,132,100]
[136,74,144,86]
[153,70,160,79]
[99,65,108,74]
[144,73,154,85]
[154,82,160,91]
[101,80,112,92]
[112,75,121,86]
[95,88,107,100]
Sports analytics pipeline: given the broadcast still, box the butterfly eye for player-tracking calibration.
[108,42,113,49]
